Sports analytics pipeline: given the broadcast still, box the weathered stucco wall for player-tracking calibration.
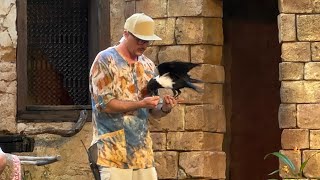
[0,0,17,133]
[278,0,320,178]
[0,0,226,179]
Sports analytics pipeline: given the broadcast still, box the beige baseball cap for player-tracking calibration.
[124,13,162,41]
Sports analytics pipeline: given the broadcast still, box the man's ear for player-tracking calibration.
[123,31,130,39]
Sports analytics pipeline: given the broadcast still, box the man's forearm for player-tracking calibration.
[0,155,6,175]
[101,99,144,113]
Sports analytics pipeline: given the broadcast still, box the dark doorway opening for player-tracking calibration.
[223,0,282,179]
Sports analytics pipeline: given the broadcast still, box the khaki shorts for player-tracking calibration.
[99,167,157,180]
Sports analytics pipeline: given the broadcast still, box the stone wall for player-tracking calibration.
[0,0,226,179]
[278,0,320,178]
[113,0,227,179]
[0,0,17,133]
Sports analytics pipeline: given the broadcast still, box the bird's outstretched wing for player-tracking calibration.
[157,61,199,77]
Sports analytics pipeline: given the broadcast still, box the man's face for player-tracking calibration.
[125,31,153,56]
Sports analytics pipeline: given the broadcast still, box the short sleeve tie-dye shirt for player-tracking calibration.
[89,47,157,169]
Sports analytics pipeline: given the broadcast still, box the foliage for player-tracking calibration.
[264,151,320,180]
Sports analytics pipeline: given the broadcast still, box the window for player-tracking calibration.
[17,0,110,121]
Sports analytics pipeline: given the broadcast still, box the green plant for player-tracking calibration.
[264,151,320,180]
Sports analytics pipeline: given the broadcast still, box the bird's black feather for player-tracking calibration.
[157,61,199,76]
[147,61,203,97]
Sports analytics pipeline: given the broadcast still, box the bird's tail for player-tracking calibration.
[189,78,203,83]
[186,81,204,93]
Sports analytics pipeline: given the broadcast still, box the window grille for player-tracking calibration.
[27,0,89,105]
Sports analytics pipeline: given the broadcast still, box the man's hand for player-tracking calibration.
[161,95,182,113]
[141,96,160,109]
[149,95,183,118]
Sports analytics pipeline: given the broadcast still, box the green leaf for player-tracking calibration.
[264,152,296,172]
[268,169,280,176]
[299,151,320,175]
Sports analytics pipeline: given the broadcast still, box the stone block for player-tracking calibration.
[314,0,320,12]
[154,151,178,179]
[305,62,320,80]
[185,104,226,132]
[150,132,166,150]
[280,81,320,103]
[110,0,126,45]
[179,151,226,179]
[279,62,304,80]
[281,42,311,62]
[0,62,15,72]
[0,115,16,133]
[144,46,159,65]
[0,71,16,81]
[5,81,16,94]
[279,150,301,178]
[189,64,225,83]
[0,81,8,93]
[191,45,222,65]
[310,130,320,149]
[149,105,185,131]
[136,0,167,18]
[281,129,309,149]
[0,31,13,47]
[297,104,320,129]
[0,94,16,123]
[277,14,296,42]
[1,46,16,62]
[278,104,297,128]
[175,17,223,45]
[279,0,313,13]
[311,42,320,61]
[167,132,223,151]
[168,0,222,17]
[178,83,223,104]
[158,45,190,63]
[124,1,135,20]
[4,4,17,47]
[0,0,16,15]
[302,150,320,178]
[203,0,222,17]
[153,18,175,45]
[297,15,320,41]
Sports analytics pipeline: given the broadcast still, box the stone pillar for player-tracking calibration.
[0,0,17,133]
[278,0,320,178]
[122,0,227,179]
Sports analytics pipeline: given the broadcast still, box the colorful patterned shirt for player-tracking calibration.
[89,47,157,169]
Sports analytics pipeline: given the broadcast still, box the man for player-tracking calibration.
[0,148,6,175]
[89,13,178,180]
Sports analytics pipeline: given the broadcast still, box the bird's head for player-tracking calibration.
[146,78,161,96]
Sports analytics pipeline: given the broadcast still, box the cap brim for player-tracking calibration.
[132,32,162,41]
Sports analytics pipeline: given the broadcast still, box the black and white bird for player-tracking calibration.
[147,61,203,97]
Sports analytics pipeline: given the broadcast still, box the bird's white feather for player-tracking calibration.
[155,73,174,88]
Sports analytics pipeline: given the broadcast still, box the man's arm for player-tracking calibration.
[100,96,160,113]
[0,154,6,175]
[149,95,179,118]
